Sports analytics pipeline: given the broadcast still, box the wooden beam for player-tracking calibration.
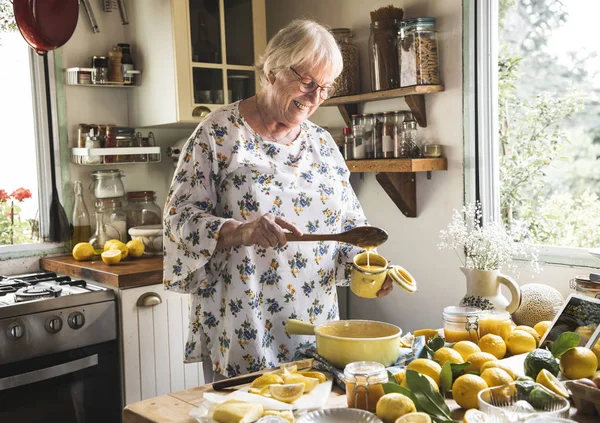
[405,94,427,127]
[375,172,417,217]
[322,85,444,106]
[337,104,358,128]
[346,158,447,173]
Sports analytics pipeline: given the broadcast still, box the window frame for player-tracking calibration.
[468,0,599,268]
[0,49,66,259]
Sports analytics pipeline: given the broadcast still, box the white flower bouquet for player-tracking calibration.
[438,202,539,272]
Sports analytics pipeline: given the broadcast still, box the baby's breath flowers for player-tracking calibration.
[438,202,539,272]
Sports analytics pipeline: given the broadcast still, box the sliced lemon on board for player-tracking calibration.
[269,383,305,403]
[536,368,569,398]
[298,371,327,383]
[249,373,283,389]
[101,249,122,265]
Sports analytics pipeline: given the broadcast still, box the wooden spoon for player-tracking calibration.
[285,226,388,249]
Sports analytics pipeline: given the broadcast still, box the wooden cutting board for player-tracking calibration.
[40,254,163,289]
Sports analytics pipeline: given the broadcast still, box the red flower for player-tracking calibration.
[0,189,8,203]
[10,188,32,202]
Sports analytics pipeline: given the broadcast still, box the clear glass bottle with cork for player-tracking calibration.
[71,181,91,246]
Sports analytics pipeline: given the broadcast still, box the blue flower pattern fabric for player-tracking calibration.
[163,102,368,377]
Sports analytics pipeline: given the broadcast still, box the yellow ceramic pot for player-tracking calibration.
[350,252,417,298]
[285,319,402,368]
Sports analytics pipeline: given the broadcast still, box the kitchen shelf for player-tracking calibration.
[347,157,448,218]
[71,147,161,165]
[322,85,444,128]
[64,68,142,87]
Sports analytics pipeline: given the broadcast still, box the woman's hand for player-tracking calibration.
[239,213,302,248]
[376,275,394,298]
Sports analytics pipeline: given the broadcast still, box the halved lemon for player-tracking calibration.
[536,368,569,398]
[463,409,490,423]
[101,249,122,265]
[269,383,305,403]
[103,239,121,251]
[108,240,129,259]
[272,364,298,376]
[396,412,432,423]
[299,371,327,383]
[283,374,319,393]
[249,373,283,389]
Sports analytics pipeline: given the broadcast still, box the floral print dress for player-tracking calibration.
[163,102,368,377]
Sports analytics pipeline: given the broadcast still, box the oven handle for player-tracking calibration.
[0,354,98,391]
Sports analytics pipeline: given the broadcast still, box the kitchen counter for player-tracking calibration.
[40,254,163,289]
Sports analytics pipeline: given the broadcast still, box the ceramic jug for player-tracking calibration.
[459,267,521,313]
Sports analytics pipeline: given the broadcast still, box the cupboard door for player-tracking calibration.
[120,285,205,404]
[189,0,222,64]
[224,0,254,65]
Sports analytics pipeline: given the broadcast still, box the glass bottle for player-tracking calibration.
[352,114,365,159]
[443,306,481,343]
[71,181,91,246]
[88,211,110,254]
[373,113,384,158]
[344,361,388,412]
[369,19,401,91]
[96,198,127,243]
[362,113,375,159]
[402,113,420,158]
[124,191,163,235]
[331,28,359,97]
[343,127,354,160]
[118,43,135,85]
[382,112,398,158]
[394,111,406,157]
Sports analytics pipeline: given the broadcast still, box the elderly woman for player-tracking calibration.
[164,19,393,381]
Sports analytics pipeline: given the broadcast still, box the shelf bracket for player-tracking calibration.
[337,104,359,128]
[375,172,417,217]
[405,94,427,127]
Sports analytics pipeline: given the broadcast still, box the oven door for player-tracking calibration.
[0,340,121,423]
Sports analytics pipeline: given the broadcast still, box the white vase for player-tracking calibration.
[459,267,521,313]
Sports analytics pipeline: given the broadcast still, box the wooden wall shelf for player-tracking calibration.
[322,85,444,128]
[347,158,448,218]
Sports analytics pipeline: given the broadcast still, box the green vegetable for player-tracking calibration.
[551,332,580,358]
[528,386,554,409]
[405,370,459,423]
[524,349,560,379]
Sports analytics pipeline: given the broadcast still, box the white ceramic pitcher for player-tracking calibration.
[459,267,521,313]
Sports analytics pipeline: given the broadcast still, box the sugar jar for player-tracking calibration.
[344,361,388,412]
[91,169,125,199]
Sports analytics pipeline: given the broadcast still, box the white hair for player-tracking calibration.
[256,19,343,86]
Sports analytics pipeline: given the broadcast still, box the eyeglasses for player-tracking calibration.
[289,67,336,100]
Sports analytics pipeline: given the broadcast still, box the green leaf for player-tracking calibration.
[551,332,580,358]
[381,382,419,404]
[450,362,470,376]
[428,335,446,352]
[440,362,453,395]
[387,370,399,384]
[406,370,452,419]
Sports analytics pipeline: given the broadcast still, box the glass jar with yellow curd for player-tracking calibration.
[442,306,481,343]
[344,361,388,412]
[479,310,515,340]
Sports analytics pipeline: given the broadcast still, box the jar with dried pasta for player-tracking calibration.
[399,17,440,87]
[331,28,359,97]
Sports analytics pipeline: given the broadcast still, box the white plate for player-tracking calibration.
[296,408,383,423]
[589,248,600,261]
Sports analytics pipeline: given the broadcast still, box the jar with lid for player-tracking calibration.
[95,198,127,242]
[344,361,388,412]
[570,275,600,299]
[91,169,125,199]
[479,310,515,341]
[116,127,135,162]
[381,112,398,158]
[342,127,354,160]
[373,113,384,158]
[331,28,359,97]
[124,191,162,232]
[84,128,103,164]
[399,17,440,87]
[443,306,481,343]
[401,113,420,158]
[91,56,108,84]
[352,114,365,159]
[394,111,406,157]
[103,125,117,163]
[362,113,375,159]
[369,19,401,91]
[118,43,135,85]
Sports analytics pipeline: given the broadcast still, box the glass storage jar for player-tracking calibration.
[382,112,398,158]
[91,169,125,199]
[125,191,162,231]
[95,198,127,243]
[399,17,440,87]
[479,310,515,341]
[116,127,135,163]
[401,113,419,158]
[369,19,401,91]
[443,306,481,343]
[331,28,359,97]
[344,361,388,413]
[352,114,365,159]
[362,113,375,159]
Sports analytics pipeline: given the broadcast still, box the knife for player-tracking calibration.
[212,373,264,391]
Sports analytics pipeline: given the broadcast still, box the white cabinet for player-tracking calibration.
[118,284,203,405]
[128,0,266,127]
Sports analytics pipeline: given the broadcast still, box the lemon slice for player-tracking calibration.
[463,409,490,423]
[283,374,319,393]
[101,249,122,265]
[250,373,284,389]
[536,368,569,398]
[298,371,327,383]
[396,412,432,423]
[269,383,305,403]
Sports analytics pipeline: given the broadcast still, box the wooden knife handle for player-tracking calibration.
[212,373,262,391]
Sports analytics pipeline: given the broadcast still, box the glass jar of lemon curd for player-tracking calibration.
[478,310,515,340]
[442,306,481,343]
[344,361,388,412]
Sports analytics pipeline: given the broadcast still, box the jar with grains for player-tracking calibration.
[373,113,384,158]
[352,114,365,159]
[344,361,388,412]
[95,198,127,243]
[399,17,440,87]
[362,113,375,159]
[124,191,162,233]
[331,28,359,97]
[369,19,401,91]
[382,112,398,158]
[116,127,135,163]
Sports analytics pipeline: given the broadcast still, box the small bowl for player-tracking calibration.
[423,143,442,157]
[128,224,163,255]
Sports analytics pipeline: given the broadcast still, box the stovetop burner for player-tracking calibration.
[14,285,62,302]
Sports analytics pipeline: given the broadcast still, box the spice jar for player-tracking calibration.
[124,191,162,231]
[108,46,124,83]
[382,112,398,158]
[95,198,127,243]
[116,127,135,163]
[344,361,388,412]
[91,169,125,199]
[352,114,365,159]
[331,28,359,97]
[84,128,103,165]
[369,19,401,91]
[570,276,600,299]
[443,306,481,343]
[479,311,515,341]
[118,43,135,85]
[91,56,108,84]
[362,113,375,159]
[399,18,440,87]
[401,113,419,158]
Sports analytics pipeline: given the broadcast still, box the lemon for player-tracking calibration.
[514,325,541,346]
[282,374,318,393]
[407,359,442,386]
[249,373,283,389]
[271,364,298,376]
[126,239,145,258]
[464,352,497,373]
[401,373,439,393]
[103,239,120,251]
[478,334,507,359]
[533,321,552,338]
[414,329,441,341]
[480,368,513,387]
[375,393,417,423]
[269,383,305,403]
[536,368,569,398]
[463,409,490,422]
[433,347,465,366]
[72,242,95,261]
[262,410,294,423]
[108,240,129,259]
[298,371,327,383]
[101,249,122,265]
[452,374,488,410]
[506,330,537,355]
[480,361,516,379]
[395,412,432,423]
[560,347,598,379]
[592,341,600,370]
[393,369,406,385]
[293,358,314,371]
[453,341,482,361]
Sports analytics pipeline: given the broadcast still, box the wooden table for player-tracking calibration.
[123,384,596,423]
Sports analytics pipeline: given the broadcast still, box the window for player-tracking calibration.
[473,0,600,266]
[0,5,63,256]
